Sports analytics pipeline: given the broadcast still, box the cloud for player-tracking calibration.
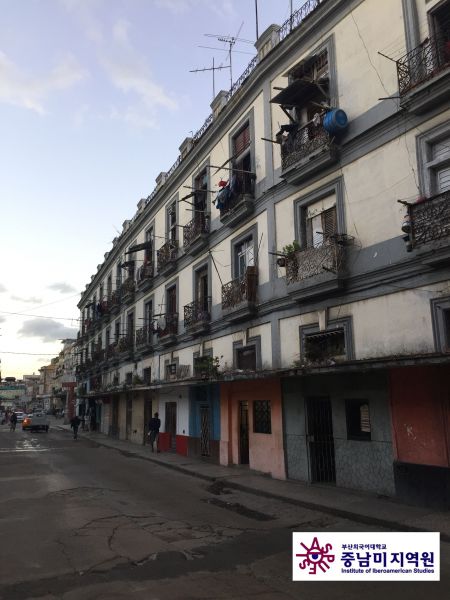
[11,295,43,304]
[0,316,6,323]
[58,0,104,44]
[18,319,78,342]
[47,282,77,294]
[112,18,131,46]
[0,51,88,114]
[0,284,6,293]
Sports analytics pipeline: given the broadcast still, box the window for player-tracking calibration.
[304,329,345,362]
[125,372,133,386]
[430,0,450,67]
[105,327,110,349]
[194,169,208,220]
[232,122,253,195]
[144,227,154,266]
[236,345,257,370]
[418,123,450,196]
[253,400,271,434]
[167,201,177,244]
[167,285,177,316]
[235,237,254,278]
[127,312,134,340]
[195,266,209,313]
[114,320,120,343]
[143,367,151,385]
[116,262,122,287]
[431,297,450,352]
[346,399,371,441]
[144,300,153,327]
[107,274,112,299]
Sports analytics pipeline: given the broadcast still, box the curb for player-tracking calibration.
[54,426,449,542]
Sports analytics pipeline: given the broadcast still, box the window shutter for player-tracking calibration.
[360,404,371,433]
[234,124,250,157]
[322,206,337,239]
[437,165,450,192]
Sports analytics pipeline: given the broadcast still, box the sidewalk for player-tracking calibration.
[54,420,450,541]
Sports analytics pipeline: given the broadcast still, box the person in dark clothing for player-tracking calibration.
[9,412,17,432]
[70,415,81,440]
[147,412,161,452]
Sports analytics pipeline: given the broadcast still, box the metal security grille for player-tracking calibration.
[253,400,271,434]
[200,406,210,456]
[239,401,249,464]
[306,397,336,483]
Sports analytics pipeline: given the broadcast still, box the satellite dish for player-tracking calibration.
[157,316,166,330]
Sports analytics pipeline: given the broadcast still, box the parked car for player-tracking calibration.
[14,412,26,423]
[22,413,50,432]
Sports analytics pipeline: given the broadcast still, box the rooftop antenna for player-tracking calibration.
[190,58,230,100]
[203,23,254,90]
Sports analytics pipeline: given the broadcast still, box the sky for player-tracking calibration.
[0,0,300,379]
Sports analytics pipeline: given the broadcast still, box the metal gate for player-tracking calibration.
[306,396,335,483]
[239,401,249,464]
[200,405,210,456]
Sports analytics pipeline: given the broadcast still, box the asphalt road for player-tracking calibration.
[0,424,448,600]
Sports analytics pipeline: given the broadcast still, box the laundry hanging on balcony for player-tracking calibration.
[213,172,241,212]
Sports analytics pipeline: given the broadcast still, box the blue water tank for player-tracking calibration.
[323,109,348,135]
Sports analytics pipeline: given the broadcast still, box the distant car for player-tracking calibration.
[14,412,26,423]
[22,413,49,432]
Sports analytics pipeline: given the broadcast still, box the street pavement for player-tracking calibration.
[0,420,448,599]
[53,417,450,540]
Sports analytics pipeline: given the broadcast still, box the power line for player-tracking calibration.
[0,351,61,356]
[0,310,79,322]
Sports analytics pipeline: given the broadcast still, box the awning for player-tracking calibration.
[125,241,152,254]
[305,329,344,341]
[270,78,318,107]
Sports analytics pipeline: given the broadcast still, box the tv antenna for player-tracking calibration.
[190,58,230,101]
[203,23,254,90]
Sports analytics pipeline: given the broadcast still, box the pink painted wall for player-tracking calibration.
[220,379,286,480]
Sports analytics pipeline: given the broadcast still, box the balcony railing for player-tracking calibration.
[409,190,450,249]
[110,289,121,311]
[183,214,210,249]
[222,267,257,310]
[135,324,154,348]
[218,176,254,220]
[106,343,119,360]
[117,333,134,353]
[121,277,135,296]
[157,240,178,272]
[281,124,333,171]
[285,239,345,284]
[157,313,178,339]
[137,263,154,284]
[397,35,450,96]
[184,298,211,329]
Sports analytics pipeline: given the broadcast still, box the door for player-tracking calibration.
[200,405,210,457]
[143,392,152,444]
[306,397,335,483]
[126,394,132,440]
[111,397,119,438]
[239,401,249,464]
[165,402,177,450]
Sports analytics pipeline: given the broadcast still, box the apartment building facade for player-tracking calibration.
[76,0,450,507]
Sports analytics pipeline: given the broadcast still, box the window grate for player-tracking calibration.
[253,400,271,434]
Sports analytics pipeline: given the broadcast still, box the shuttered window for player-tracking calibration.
[233,123,250,158]
[345,399,371,441]
[306,205,337,248]
[437,165,450,192]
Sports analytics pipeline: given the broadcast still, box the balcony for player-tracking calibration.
[157,313,178,346]
[284,238,347,302]
[137,263,154,292]
[396,35,450,113]
[221,266,257,322]
[105,342,119,364]
[407,190,450,265]
[110,289,121,315]
[280,123,338,185]
[117,333,134,358]
[157,240,178,276]
[218,179,255,228]
[183,214,210,256]
[121,277,135,305]
[184,298,211,335]
[135,324,154,355]
[165,363,191,382]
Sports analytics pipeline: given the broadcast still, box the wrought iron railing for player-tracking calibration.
[166,363,191,380]
[118,333,134,353]
[278,0,325,41]
[135,324,153,347]
[157,240,178,272]
[157,313,178,338]
[184,298,211,328]
[105,343,118,360]
[281,123,332,171]
[397,35,450,96]
[121,277,135,296]
[222,266,258,310]
[409,190,450,248]
[219,176,254,218]
[285,239,345,284]
[110,289,121,309]
[183,214,210,248]
[137,263,154,283]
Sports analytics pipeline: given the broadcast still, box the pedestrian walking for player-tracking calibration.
[9,412,17,432]
[70,415,81,440]
[147,412,161,452]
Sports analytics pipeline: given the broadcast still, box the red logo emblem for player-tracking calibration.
[296,536,335,574]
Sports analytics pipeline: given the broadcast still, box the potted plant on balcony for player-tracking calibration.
[277,240,300,267]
